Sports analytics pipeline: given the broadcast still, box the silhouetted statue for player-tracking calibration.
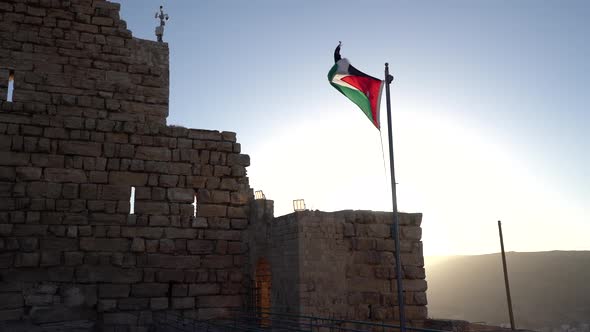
[155,6,170,42]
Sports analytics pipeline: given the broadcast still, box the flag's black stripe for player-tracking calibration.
[334,43,381,82]
[348,64,381,82]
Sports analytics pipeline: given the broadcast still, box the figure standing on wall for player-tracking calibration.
[155,5,170,42]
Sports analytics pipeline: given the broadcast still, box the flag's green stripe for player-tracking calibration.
[328,63,338,81]
[330,82,373,124]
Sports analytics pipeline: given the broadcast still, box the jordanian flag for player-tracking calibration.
[328,43,384,129]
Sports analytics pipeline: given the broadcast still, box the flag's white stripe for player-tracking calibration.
[331,74,361,91]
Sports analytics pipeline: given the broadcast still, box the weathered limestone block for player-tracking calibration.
[187,240,214,254]
[58,141,102,156]
[164,228,196,239]
[99,185,130,200]
[108,171,148,186]
[41,238,78,251]
[135,146,171,161]
[159,239,174,253]
[118,298,150,310]
[197,204,227,217]
[0,295,24,313]
[227,153,250,167]
[102,312,138,326]
[15,167,42,180]
[171,297,194,309]
[131,283,168,297]
[76,266,142,283]
[150,297,168,310]
[80,238,129,252]
[131,238,145,252]
[188,283,221,296]
[135,201,170,215]
[144,254,200,269]
[402,226,422,240]
[167,188,194,202]
[44,168,87,183]
[99,284,131,299]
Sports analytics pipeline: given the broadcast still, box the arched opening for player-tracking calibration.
[255,257,271,327]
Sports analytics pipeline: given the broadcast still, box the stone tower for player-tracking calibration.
[0,0,252,329]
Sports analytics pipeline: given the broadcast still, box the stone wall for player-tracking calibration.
[297,210,427,323]
[0,0,169,125]
[247,202,428,325]
[0,0,253,330]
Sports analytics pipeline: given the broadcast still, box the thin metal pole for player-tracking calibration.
[385,63,406,332]
[498,220,516,330]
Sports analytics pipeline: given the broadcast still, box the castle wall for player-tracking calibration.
[247,205,428,325]
[0,0,252,330]
[296,210,428,323]
[0,0,169,125]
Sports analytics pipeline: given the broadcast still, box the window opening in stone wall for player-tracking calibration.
[7,70,14,102]
[192,194,197,217]
[129,186,136,214]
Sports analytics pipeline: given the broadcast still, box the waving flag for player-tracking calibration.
[328,43,384,129]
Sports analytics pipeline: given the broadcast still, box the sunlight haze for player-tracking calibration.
[119,0,589,256]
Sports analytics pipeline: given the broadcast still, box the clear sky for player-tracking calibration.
[118,0,589,256]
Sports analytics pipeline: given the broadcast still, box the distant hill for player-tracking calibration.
[425,251,590,330]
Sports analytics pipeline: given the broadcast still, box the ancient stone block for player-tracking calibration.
[159,239,174,253]
[150,297,168,310]
[187,240,214,254]
[131,238,145,252]
[58,141,102,156]
[64,251,84,266]
[145,254,199,269]
[227,206,247,218]
[201,255,233,269]
[188,283,220,296]
[80,238,129,252]
[99,284,130,298]
[99,185,130,200]
[118,298,150,310]
[40,251,61,266]
[171,297,194,309]
[16,167,42,180]
[76,266,142,283]
[197,204,227,217]
[131,283,168,297]
[227,153,250,167]
[13,224,47,236]
[156,269,185,283]
[203,230,241,241]
[41,238,78,251]
[44,168,87,183]
[167,188,194,202]
[134,201,170,215]
[402,226,422,240]
[0,293,24,310]
[164,228,196,239]
[103,312,137,325]
[108,171,148,186]
[135,146,171,161]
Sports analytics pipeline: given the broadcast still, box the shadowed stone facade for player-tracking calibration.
[0,0,428,331]
[247,201,428,325]
[0,0,251,330]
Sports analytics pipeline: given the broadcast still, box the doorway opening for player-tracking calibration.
[255,258,271,327]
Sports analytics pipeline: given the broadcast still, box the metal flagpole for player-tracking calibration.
[498,220,516,330]
[384,63,406,331]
